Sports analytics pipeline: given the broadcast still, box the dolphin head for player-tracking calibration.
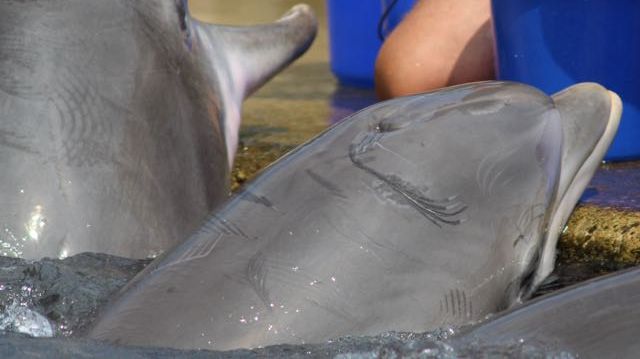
[348,81,623,300]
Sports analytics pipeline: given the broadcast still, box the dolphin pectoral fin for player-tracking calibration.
[532,83,622,289]
[186,4,317,166]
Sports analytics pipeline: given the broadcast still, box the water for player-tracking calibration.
[0,302,53,338]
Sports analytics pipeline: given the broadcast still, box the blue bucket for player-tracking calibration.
[492,0,640,160]
[327,0,416,88]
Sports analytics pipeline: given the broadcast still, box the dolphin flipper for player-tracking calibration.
[186,4,318,165]
[534,83,622,288]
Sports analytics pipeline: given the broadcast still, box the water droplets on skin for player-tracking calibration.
[0,227,26,258]
[0,204,48,258]
[146,250,163,259]
[26,205,46,241]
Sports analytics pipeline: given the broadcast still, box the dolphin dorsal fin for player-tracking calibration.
[185,3,317,166]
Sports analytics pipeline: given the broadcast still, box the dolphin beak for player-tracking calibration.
[531,83,622,289]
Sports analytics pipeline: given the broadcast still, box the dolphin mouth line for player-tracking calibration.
[533,90,623,289]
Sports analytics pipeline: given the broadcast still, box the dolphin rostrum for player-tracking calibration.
[88,82,621,350]
[0,0,317,259]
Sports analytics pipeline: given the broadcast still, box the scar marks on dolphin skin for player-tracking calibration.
[513,204,545,247]
[240,190,276,210]
[153,215,249,272]
[476,146,520,197]
[349,132,467,227]
[200,215,251,241]
[0,129,37,154]
[304,297,358,323]
[306,169,348,199]
[159,232,223,273]
[439,288,472,320]
[49,68,114,167]
[0,33,44,99]
[246,252,272,310]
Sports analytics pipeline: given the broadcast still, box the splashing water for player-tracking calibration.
[0,301,54,337]
[0,283,56,337]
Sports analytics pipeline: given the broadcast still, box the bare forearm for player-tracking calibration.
[375,0,495,99]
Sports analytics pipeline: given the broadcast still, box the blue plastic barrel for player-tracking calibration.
[327,0,416,88]
[492,0,640,160]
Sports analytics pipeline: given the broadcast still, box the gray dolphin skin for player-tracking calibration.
[450,267,640,359]
[88,82,621,351]
[0,0,316,259]
[533,83,622,288]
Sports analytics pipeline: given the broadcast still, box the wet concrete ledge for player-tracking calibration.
[558,161,640,270]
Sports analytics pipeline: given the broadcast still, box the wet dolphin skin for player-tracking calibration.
[0,0,316,259]
[90,82,621,350]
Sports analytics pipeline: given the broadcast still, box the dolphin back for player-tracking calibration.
[0,0,316,259]
[451,267,640,358]
[89,82,566,350]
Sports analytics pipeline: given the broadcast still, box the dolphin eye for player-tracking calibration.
[175,0,192,49]
[175,0,187,31]
[376,115,411,133]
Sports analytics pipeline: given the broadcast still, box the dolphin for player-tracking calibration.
[88,82,621,351]
[0,0,316,259]
[448,267,640,358]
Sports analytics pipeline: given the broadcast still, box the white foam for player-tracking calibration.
[0,302,54,337]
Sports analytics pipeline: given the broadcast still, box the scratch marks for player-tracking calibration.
[439,288,473,320]
[306,169,348,200]
[164,232,223,271]
[240,190,276,209]
[476,146,519,197]
[200,214,250,241]
[304,297,358,323]
[154,215,249,272]
[349,132,467,227]
[246,252,272,310]
[0,129,37,154]
[0,33,44,99]
[49,68,114,167]
[513,204,545,247]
